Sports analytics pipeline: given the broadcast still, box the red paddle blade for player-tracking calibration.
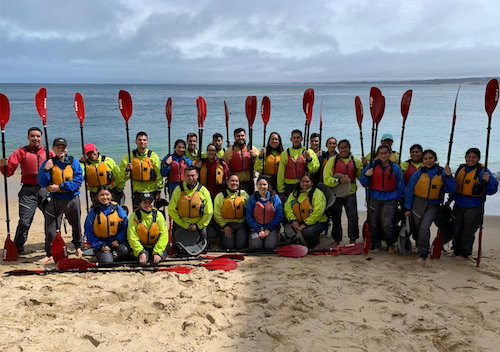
[430,231,443,259]
[355,96,363,129]
[378,96,386,126]
[0,93,10,130]
[261,96,271,128]
[400,89,412,122]
[362,221,370,255]
[276,244,309,258]
[335,243,364,255]
[200,258,238,271]
[245,96,257,128]
[485,78,499,118]
[74,92,85,126]
[224,101,229,128]
[369,87,383,125]
[303,88,314,125]
[5,269,45,276]
[51,230,68,264]
[118,90,133,123]
[3,234,18,261]
[197,96,207,127]
[165,97,172,127]
[160,266,193,274]
[56,258,95,271]
[35,87,47,125]
[320,99,323,129]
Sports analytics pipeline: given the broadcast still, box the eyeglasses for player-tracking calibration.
[207,149,217,152]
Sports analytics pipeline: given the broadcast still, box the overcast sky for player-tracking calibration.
[1,0,499,83]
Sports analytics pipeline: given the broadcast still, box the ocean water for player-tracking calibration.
[1,83,499,214]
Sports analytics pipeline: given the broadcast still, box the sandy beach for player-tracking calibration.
[1,172,500,352]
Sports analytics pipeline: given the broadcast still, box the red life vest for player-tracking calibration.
[403,161,420,186]
[199,158,226,196]
[170,158,187,183]
[284,148,306,179]
[229,145,251,172]
[371,162,397,192]
[253,194,276,224]
[19,146,52,185]
[333,155,356,180]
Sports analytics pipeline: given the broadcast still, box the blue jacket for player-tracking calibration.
[360,160,405,201]
[84,203,129,250]
[246,191,284,231]
[160,153,193,191]
[453,165,498,208]
[404,166,457,209]
[37,155,83,200]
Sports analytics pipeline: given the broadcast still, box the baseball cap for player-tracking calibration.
[84,143,97,154]
[138,193,155,202]
[381,133,393,141]
[52,138,67,147]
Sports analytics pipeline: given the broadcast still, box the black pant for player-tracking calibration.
[451,204,482,258]
[368,198,397,248]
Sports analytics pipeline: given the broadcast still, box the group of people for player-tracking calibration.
[1,125,498,264]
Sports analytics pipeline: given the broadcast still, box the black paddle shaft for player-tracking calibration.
[80,125,90,213]
[1,131,10,234]
[125,123,134,207]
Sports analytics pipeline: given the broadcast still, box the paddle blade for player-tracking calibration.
[245,96,257,128]
[369,87,383,124]
[335,243,364,255]
[160,266,193,274]
[430,231,443,259]
[197,96,207,127]
[0,93,10,130]
[362,220,371,255]
[51,230,68,264]
[261,96,271,128]
[276,244,309,258]
[3,234,18,261]
[452,86,461,126]
[5,269,44,276]
[485,78,499,118]
[56,258,95,271]
[224,101,229,128]
[355,96,363,129]
[400,90,412,122]
[118,90,133,123]
[165,97,172,127]
[35,87,47,125]
[378,96,386,126]
[200,258,238,271]
[303,88,314,124]
[320,99,323,129]
[74,93,85,126]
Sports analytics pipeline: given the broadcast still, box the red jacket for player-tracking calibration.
[1,145,55,185]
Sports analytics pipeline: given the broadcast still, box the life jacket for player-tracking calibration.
[253,194,275,224]
[177,183,204,218]
[229,145,251,172]
[263,153,280,175]
[220,190,245,219]
[320,152,330,174]
[284,148,306,179]
[371,161,397,192]
[292,191,314,223]
[92,203,123,239]
[333,155,356,180]
[131,150,156,181]
[199,158,226,187]
[404,160,420,186]
[414,167,444,200]
[22,146,48,184]
[135,209,160,246]
[456,164,484,197]
[49,156,74,193]
[169,158,187,183]
[86,156,114,187]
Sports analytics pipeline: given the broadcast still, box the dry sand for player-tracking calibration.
[1,173,500,352]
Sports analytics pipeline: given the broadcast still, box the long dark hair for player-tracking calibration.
[265,132,284,156]
[292,172,316,199]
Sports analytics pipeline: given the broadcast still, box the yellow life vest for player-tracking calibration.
[86,156,114,187]
[292,191,314,223]
[220,190,245,219]
[199,159,225,186]
[49,156,74,193]
[131,150,156,181]
[92,203,123,239]
[263,153,280,175]
[414,167,444,200]
[456,164,484,197]
[177,183,204,218]
[135,209,160,246]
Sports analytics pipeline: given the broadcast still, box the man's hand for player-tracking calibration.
[0,159,7,167]
[126,163,133,171]
[303,150,312,161]
[44,159,54,170]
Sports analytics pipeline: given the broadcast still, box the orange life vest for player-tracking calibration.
[199,158,226,187]
[263,153,280,175]
[220,190,245,219]
[253,194,275,224]
[177,183,204,218]
[456,164,484,197]
[131,150,156,181]
[229,145,251,172]
[414,167,444,200]
[292,192,314,223]
[86,156,114,187]
[49,156,74,193]
[135,209,160,246]
[284,148,306,179]
[92,203,123,239]
[371,161,397,192]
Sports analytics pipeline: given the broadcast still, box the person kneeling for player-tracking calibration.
[84,185,130,263]
[284,173,328,249]
[128,193,169,264]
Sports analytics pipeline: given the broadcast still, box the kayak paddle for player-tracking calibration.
[118,90,134,208]
[355,96,365,158]
[260,96,271,172]
[197,96,207,160]
[398,89,413,165]
[74,92,90,213]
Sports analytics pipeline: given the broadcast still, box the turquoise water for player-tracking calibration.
[1,83,499,213]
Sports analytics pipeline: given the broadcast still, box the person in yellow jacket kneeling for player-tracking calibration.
[168,166,214,255]
[127,192,169,264]
[284,173,328,249]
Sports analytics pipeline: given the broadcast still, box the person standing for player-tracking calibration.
[212,132,229,159]
[0,127,55,254]
[196,143,230,198]
[362,133,400,166]
[317,136,338,182]
[254,132,283,192]
[160,139,193,195]
[37,138,84,262]
[400,144,423,186]
[185,132,206,162]
[120,132,162,209]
